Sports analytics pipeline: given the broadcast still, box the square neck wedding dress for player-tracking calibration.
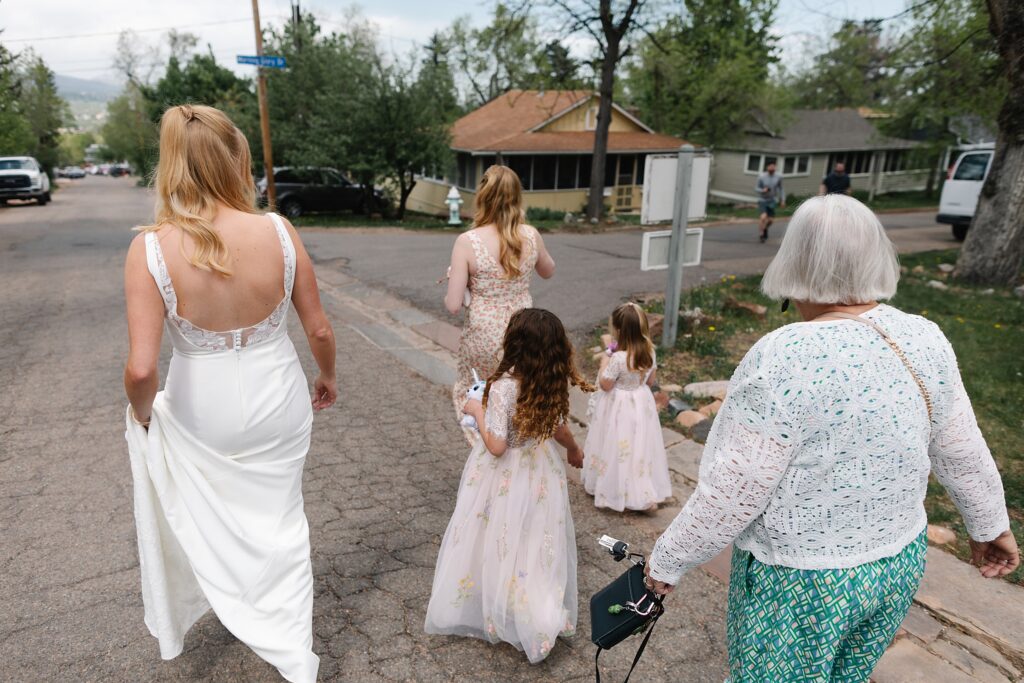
[124,213,319,682]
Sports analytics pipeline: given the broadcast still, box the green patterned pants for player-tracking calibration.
[726,530,928,683]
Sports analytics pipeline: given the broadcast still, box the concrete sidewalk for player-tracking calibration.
[322,266,1024,683]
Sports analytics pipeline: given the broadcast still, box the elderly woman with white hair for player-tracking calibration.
[644,195,1018,682]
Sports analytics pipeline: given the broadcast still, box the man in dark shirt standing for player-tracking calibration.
[820,161,852,195]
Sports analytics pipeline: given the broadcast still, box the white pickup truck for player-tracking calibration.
[0,156,51,205]
[937,144,994,241]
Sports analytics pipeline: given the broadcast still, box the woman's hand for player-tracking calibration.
[566,444,584,469]
[312,374,337,411]
[969,530,1020,578]
[643,562,675,597]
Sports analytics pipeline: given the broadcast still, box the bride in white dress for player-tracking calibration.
[122,105,337,682]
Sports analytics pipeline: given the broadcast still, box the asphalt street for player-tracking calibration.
[300,207,955,333]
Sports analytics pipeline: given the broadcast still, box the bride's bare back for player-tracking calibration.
[156,207,286,332]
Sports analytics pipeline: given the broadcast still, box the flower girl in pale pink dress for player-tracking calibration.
[583,303,672,511]
[425,308,593,663]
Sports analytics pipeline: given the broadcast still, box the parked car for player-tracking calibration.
[937,144,994,241]
[109,164,131,177]
[258,167,386,218]
[59,166,86,179]
[0,156,51,205]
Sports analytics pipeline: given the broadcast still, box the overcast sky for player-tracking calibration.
[2,0,909,85]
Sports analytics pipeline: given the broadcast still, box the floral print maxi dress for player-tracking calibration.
[425,376,578,663]
[452,228,538,428]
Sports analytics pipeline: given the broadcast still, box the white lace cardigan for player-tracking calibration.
[648,304,1010,584]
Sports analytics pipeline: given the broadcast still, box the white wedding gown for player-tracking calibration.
[124,213,319,682]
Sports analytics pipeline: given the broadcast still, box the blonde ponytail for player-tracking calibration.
[474,165,525,278]
[141,104,258,276]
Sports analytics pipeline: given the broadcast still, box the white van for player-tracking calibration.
[937,145,994,241]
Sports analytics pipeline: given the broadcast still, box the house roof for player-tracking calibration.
[728,109,918,153]
[451,90,686,154]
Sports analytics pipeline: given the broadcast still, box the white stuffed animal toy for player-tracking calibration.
[460,369,487,431]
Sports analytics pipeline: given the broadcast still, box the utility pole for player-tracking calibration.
[661,144,695,349]
[251,0,276,211]
[292,1,302,49]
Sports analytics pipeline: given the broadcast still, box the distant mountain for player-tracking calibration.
[55,73,120,103]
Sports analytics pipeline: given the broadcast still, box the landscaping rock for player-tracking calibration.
[926,524,956,545]
[937,263,955,273]
[1014,285,1024,299]
[661,383,683,393]
[725,297,767,320]
[900,605,943,644]
[900,265,909,274]
[684,380,729,400]
[698,399,723,417]
[926,280,948,290]
[563,212,577,225]
[691,414,715,444]
[676,410,706,429]
[912,265,926,275]
[667,398,692,416]
[982,288,996,295]
[654,391,670,411]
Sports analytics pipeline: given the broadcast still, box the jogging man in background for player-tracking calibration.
[756,162,784,243]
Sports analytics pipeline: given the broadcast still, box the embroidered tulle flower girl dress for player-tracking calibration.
[425,308,590,664]
[583,303,672,511]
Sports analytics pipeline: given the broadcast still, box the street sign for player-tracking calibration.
[641,152,711,224]
[640,228,703,271]
[236,55,287,69]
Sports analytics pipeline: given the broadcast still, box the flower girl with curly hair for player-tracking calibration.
[583,302,672,511]
[425,308,593,663]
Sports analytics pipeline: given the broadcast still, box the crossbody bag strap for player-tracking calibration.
[594,609,663,683]
[816,311,933,421]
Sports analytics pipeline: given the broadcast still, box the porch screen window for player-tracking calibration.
[746,154,761,172]
[578,156,592,188]
[507,156,532,190]
[557,155,578,189]
[617,154,636,185]
[603,154,619,187]
[533,156,557,190]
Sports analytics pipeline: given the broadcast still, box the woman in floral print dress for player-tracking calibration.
[424,309,593,663]
[444,166,556,433]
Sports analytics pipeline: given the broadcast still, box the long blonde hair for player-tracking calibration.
[612,302,654,372]
[474,164,525,279]
[141,104,257,276]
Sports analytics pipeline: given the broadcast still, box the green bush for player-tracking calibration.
[525,206,566,222]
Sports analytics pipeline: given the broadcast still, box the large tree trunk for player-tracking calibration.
[587,38,619,221]
[956,0,1024,285]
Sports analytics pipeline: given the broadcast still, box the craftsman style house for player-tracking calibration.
[406,90,686,216]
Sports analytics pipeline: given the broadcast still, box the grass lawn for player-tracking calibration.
[707,189,938,222]
[635,249,1023,584]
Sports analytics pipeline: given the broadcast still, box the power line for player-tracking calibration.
[3,17,254,43]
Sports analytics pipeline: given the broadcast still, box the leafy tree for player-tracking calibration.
[442,5,548,106]
[627,0,780,146]
[58,131,96,166]
[100,84,155,174]
[956,0,1024,284]
[349,57,454,219]
[882,0,1004,194]
[790,19,895,109]
[261,15,377,174]
[534,40,589,90]
[16,52,71,176]
[0,42,33,156]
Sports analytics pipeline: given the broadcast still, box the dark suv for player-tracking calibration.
[258,167,386,218]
